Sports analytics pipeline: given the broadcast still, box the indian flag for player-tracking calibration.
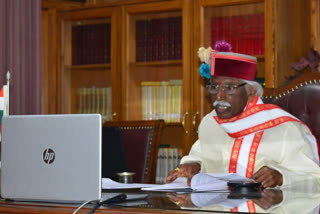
[0,77,9,141]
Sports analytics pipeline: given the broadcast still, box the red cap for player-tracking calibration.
[211,51,257,81]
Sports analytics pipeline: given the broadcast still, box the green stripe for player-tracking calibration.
[0,110,3,124]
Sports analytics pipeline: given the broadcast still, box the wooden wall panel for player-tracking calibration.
[41,8,57,114]
[275,0,311,87]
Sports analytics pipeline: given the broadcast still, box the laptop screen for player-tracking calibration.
[1,114,101,202]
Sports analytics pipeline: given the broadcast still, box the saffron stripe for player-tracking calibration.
[215,103,284,124]
[245,95,259,110]
[246,131,263,178]
[217,108,300,134]
[247,200,256,212]
[230,207,238,212]
[229,138,243,173]
[228,116,300,138]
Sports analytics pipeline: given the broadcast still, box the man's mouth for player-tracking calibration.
[216,105,230,113]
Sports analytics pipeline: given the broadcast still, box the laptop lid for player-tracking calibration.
[1,114,101,202]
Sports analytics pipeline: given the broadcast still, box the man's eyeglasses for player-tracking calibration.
[206,82,247,95]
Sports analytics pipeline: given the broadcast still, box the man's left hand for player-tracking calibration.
[253,189,283,210]
[251,166,283,188]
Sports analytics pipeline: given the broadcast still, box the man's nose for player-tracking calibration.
[216,88,226,100]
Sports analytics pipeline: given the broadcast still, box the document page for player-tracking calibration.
[141,173,252,192]
[142,177,193,192]
[102,178,158,189]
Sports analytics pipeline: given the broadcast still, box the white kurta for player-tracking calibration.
[181,110,320,186]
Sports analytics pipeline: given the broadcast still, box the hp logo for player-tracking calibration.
[43,148,55,164]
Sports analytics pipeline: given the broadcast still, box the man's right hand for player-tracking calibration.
[166,162,201,186]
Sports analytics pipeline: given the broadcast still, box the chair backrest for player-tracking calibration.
[101,127,129,181]
[103,120,165,184]
[262,72,320,153]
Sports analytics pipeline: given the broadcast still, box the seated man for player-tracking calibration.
[166,41,320,188]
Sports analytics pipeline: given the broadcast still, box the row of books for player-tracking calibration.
[155,148,183,184]
[211,14,264,55]
[141,80,183,123]
[136,17,182,62]
[76,87,112,123]
[72,23,111,65]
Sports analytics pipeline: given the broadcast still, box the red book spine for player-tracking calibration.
[146,20,153,62]
[174,17,182,60]
[168,17,175,60]
[136,20,144,62]
[259,14,265,55]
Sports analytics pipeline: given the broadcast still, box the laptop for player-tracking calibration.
[1,114,102,203]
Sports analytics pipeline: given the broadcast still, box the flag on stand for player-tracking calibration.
[0,72,10,142]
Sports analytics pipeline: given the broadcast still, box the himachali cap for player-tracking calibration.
[211,41,257,81]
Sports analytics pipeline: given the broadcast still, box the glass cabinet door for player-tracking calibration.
[122,0,192,153]
[122,1,188,123]
[58,7,120,123]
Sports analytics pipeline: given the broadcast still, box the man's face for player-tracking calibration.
[208,76,250,119]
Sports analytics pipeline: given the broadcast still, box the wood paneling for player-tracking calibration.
[41,8,57,114]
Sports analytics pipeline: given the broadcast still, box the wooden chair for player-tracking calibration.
[103,120,165,184]
[262,72,320,153]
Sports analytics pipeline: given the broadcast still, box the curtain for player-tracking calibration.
[0,0,42,115]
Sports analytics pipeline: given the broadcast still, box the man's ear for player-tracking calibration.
[247,85,256,102]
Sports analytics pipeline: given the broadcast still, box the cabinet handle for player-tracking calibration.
[182,112,188,135]
[193,111,199,133]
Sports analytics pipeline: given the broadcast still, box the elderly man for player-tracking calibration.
[166,41,320,188]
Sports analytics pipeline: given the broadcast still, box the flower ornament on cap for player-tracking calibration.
[198,40,257,81]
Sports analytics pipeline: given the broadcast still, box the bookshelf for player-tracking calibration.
[57,7,121,123]
[123,3,183,120]
[121,0,192,154]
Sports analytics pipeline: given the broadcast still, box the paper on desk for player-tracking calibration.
[141,177,193,192]
[102,178,158,189]
[190,192,248,208]
[141,173,252,192]
[205,173,253,182]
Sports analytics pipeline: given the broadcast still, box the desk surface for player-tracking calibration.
[0,187,320,214]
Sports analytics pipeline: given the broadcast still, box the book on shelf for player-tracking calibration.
[76,88,82,114]
[211,14,264,55]
[106,87,112,121]
[87,87,93,114]
[75,87,112,123]
[136,17,182,62]
[141,80,182,123]
[155,147,183,184]
[72,23,111,65]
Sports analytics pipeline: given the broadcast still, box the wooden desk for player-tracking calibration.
[0,200,217,214]
[1,188,319,214]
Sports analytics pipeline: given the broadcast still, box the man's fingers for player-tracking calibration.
[251,166,282,188]
[166,174,178,183]
[165,163,201,184]
[187,177,192,187]
[251,166,268,180]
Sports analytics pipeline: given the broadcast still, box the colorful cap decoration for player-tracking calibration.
[198,41,257,81]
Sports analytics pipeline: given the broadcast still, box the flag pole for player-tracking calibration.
[6,71,10,85]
